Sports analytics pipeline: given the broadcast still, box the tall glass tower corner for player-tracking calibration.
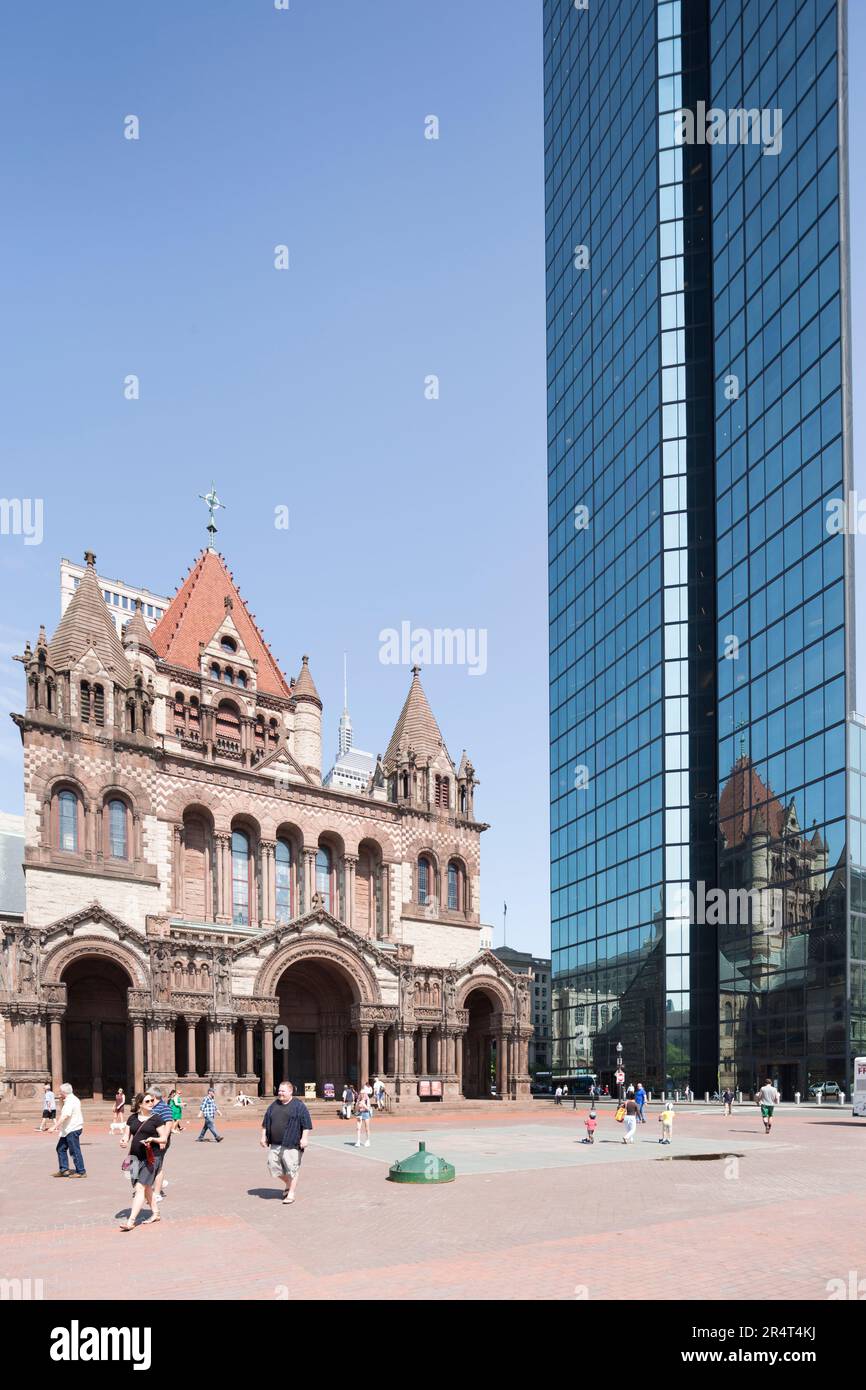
[545,0,855,1097]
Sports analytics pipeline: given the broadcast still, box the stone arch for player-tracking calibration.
[42,935,148,989]
[456,973,512,1015]
[254,934,380,1005]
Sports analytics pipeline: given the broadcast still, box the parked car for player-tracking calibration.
[809,1081,841,1098]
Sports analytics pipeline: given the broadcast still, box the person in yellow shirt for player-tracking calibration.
[658,1103,674,1145]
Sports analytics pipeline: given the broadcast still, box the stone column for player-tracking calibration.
[90,1023,102,1095]
[499,1032,509,1098]
[245,1024,254,1076]
[206,1021,215,1075]
[132,1020,145,1093]
[303,849,317,911]
[344,855,357,929]
[380,862,390,937]
[261,841,276,926]
[375,1024,384,1076]
[172,824,184,911]
[356,1028,370,1084]
[50,1016,63,1092]
[456,1033,464,1092]
[187,1020,197,1077]
[262,1025,274,1097]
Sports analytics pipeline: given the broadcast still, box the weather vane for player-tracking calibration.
[199,483,225,549]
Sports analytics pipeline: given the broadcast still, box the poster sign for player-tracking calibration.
[323,1082,335,1100]
[853,1058,866,1117]
[304,1081,316,1101]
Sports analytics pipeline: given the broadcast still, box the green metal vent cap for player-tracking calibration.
[387,1140,455,1184]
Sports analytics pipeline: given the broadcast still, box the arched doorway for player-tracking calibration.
[61,957,132,1099]
[463,988,499,1098]
[274,958,360,1091]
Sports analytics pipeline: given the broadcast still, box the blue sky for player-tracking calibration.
[0,2,862,959]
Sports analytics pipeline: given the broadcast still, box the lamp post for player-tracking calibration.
[615,1041,624,1101]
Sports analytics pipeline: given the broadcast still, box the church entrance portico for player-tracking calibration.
[61,956,133,1099]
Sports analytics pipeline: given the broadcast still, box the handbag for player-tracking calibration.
[615,1104,626,1123]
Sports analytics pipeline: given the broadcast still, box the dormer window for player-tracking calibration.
[221,636,237,654]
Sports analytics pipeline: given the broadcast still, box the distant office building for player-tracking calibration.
[544,0,855,1094]
[493,947,551,1072]
[61,557,169,639]
[323,659,377,794]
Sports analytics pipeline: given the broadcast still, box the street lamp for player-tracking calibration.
[615,1041,624,1101]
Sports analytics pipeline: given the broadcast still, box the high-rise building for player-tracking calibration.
[544,0,855,1096]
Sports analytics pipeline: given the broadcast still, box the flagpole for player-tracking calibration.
[503,901,507,947]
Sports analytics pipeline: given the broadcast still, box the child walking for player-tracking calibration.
[584,1109,598,1144]
[658,1102,674,1145]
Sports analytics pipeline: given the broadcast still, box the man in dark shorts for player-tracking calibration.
[260,1081,312,1206]
[37,1082,56,1132]
[149,1086,175,1203]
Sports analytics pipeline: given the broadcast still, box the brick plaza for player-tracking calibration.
[1,1100,864,1301]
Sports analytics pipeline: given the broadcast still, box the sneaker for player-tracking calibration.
[363,1141,370,1148]
[68,1172,87,1178]
[354,1141,361,1147]
[215,1137,224,1143]
[52,1170,70,1177]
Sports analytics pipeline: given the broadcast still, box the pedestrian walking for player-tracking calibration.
[622,1095,638,1144]
[554,1086,563,1106]
[342,1083,356,1120]
[260,1081,312,1206]
[36,1081,56,1132]
[722,1087,734,1117]
[373,1077,386,1111]
[109,1087,126,1134]
[196,1088,224,1142]
[50,1083,86,1177]
[635,1082,647,1123]
[119,1092,171,1231]
[148,1087,176,1203]
[169,1086,185,1131]
[584,1109,597,1144]
[355,1083,373,1147]
[756,1078,780,1133]
[658,1101,674,1144]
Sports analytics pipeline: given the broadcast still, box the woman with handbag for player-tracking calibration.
[119,1093,171,1231]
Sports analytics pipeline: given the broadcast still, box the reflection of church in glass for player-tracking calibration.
[717,755,847,1097]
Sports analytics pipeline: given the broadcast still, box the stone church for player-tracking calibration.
[0,542,531,1111]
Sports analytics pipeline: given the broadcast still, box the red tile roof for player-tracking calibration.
[718,757,786,847]
[150,549,292,698]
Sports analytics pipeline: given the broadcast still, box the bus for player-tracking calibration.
[532,1071,597,1096]
[853,1058,866,1117]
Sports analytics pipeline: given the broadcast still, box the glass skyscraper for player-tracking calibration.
[545,0,855,1096]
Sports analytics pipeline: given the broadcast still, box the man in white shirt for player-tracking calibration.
[49,1082,86,1176]
[756,1078,781,1134]
[36,1082,56,1133]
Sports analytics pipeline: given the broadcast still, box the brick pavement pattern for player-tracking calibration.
[1,1103,863,1300]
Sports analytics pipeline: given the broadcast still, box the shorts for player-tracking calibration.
[761,1104,774,1118]
[129,1156,158,1188]
[267,1145,301,1179]
[356,1110,371,1122]
[42,1109,56,1120]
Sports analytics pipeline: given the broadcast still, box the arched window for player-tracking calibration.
[58,790,78,852]
[174,692,185,735]
[93,684,105,726]
[216,700,241,752]
[223,667,234,685]
[254,716,265,753]
[232,829,251,925]
[435,775,450,808]
[237,670,247,688]
[188,697,200,734]
[459,785,467,814]
[447,860,462,912]
[401,773,409,799]
[268,718,278,746]
[108,799,128,859]
[418,856,432,904]
[724,1002,734,1037]
[275,839,292,924]
[80,681,91,722]
[316,847,332,912]
[221,636,237,653]
[210,663,221,681]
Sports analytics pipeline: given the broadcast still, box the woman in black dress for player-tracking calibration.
[119,1093,170,1231]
